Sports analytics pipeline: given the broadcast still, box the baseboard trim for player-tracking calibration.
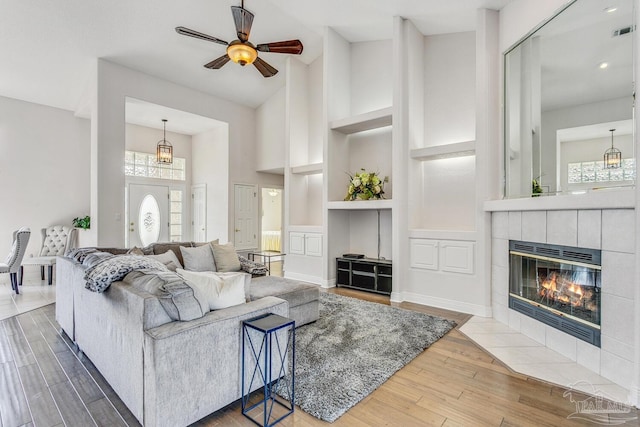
[399,292,492,317]
[283,272,323,286]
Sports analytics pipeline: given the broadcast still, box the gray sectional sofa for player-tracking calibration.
[55,244,319,427]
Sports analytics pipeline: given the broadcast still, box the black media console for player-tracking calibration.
[336,257,392,295]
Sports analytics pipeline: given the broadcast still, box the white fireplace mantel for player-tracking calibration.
[484,188,635,212]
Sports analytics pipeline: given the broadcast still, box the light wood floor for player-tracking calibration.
[1,288,639,427]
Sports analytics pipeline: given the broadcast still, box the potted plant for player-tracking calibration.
[72,215,91,230]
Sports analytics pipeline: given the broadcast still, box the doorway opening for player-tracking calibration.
[261,188,283,252]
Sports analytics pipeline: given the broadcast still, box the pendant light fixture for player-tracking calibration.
[604,128,621,169]
[157,119,173,164]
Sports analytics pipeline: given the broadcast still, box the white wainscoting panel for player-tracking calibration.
[410,239,439,270]
[289,232,305,255]
[439,240,475,274]
[305,233,323,257]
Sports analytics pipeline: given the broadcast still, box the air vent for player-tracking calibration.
[563,250,593,263]
[537,247,561,258]
[509,240,601,266]
[513,242,534,253]
[613,25,635,37]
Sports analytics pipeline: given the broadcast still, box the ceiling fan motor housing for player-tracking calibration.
[227,40,257,66]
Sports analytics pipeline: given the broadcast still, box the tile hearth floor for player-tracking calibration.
[459,316,631,405]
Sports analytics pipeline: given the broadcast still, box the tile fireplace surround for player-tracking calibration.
[490,207,637,405]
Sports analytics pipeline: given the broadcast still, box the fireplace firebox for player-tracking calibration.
[509,240,601,347]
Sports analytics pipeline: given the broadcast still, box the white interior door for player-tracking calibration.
[234,184,257,250]
[129,184,169,248]
[192,184,207,242]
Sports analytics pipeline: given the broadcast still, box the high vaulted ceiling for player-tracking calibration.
[0,0,513,112]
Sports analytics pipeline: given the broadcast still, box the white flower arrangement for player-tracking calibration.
[344,169,389,201]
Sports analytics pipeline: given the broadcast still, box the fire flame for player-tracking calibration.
[539,271,594,309]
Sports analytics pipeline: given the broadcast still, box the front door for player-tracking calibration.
[233,184,257,250]
[128,184,169,248]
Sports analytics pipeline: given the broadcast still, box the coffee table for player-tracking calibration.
[247,251,286,276]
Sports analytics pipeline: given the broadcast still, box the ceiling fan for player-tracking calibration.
[175,0,303,78]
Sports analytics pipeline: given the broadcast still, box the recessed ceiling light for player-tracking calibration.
[605,7,618,13]
[599,62,609,69]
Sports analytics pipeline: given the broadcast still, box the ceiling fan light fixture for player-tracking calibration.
[227,41,257,66]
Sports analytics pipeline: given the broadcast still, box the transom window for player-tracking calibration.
[568,159,635,184]
[125,151,186,181]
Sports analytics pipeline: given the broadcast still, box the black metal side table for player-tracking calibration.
[242,313,295,426]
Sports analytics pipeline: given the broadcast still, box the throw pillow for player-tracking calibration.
[180,244,217,272]
[210,242,241,272]
[84,255,169,293]
[238,255,269,276]
[176,268,246,310]
[147,249,183,272]
[82,252,115,268]
[127,246,144,256]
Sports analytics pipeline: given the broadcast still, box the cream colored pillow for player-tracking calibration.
[147,249,183,272]
[180,244,216,272]
[176,269,246,310]
[210,242,241,272]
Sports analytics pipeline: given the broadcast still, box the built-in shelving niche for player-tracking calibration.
[290,162,323,175]
[410,141,475,161]
[330,107,392,134]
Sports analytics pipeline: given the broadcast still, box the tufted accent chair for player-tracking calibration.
[21,226,77,285]
[39,226,76,256]
[0,227,31,294]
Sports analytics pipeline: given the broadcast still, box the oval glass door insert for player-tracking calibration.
[138,194,161,246]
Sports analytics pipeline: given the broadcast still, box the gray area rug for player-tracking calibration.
[286,292,456,423]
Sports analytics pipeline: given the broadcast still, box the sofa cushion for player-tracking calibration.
[147,249,183,272]
[127,246,145,255]
[84,255,169,293]
[210,242,241,272]
[151,242,193,266]
[180,244,216,272]
[124,270,208,321]
[250,276,319,307]
[176,269,246,310]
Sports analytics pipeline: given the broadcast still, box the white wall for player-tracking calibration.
[307,56,324,163]
[424,31,476,146]
[0,95,90,260]
[192,126,229,243]
[350,40,393,115]
[421,31,476,230]
[93,60,283,247]
[256,87,286,173]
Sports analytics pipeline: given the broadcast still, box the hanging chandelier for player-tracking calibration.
[157,119,173,164]
[603,128,621,169]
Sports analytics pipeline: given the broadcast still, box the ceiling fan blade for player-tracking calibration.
[175,26,228,46]
[253,57,278,78]
[204,54,231,69]
[256,40,303,55]
[231,6,254,42]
